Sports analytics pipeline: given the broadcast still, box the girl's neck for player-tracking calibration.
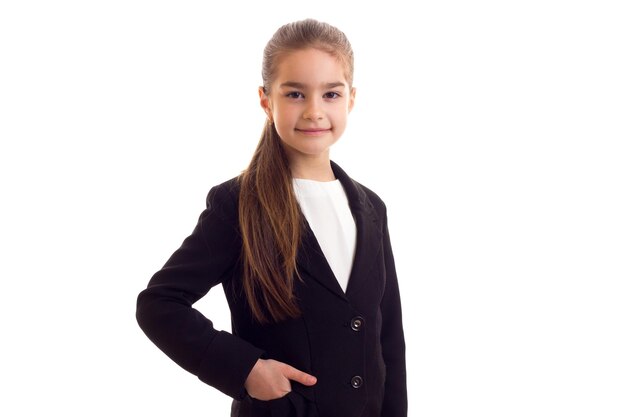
[289,155,335,182]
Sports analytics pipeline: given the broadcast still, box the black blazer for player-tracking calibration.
[136,161,407,417]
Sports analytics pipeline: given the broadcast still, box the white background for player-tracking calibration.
[1,1,625,416]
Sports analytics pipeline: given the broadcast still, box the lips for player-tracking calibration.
[296,128,331,133]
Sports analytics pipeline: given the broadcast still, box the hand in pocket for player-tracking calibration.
[244,359,317,401]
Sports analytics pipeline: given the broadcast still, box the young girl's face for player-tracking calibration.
[260,48,355,163]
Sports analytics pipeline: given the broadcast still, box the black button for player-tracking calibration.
[350,316,364,331]
[351,375,363,388]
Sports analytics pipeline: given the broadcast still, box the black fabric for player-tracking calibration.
[136,161,407,416]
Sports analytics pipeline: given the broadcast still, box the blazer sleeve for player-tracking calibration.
[136,183,264,400]
[380,205,408,416]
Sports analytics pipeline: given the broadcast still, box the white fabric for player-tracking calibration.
[293,178,357,293]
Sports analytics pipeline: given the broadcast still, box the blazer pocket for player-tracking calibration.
[250,391,315,417]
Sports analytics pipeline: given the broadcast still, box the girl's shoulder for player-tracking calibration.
[353,180,390,226]
[351,178,385,208]
[203,175,241,222]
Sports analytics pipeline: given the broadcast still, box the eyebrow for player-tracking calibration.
[279,81,347,89]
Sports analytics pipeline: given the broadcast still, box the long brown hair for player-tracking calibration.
[237,19,354,323]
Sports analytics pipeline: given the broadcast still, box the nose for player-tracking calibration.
[303,97,323,121]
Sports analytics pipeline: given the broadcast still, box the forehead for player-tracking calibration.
[273,48,349,87]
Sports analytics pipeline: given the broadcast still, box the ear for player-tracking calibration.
[348,87,356,113]
[259,86,272,115]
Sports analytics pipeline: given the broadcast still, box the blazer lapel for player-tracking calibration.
[295,161,383,301]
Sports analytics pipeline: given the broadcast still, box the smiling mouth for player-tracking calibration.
[296,128,331,134]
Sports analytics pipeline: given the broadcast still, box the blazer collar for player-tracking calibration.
[296,160,383,301]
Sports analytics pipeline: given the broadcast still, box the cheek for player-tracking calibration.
[274,105,297,122]
[332,108,349,123]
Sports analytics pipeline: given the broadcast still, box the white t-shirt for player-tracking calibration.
[292,178,357,293]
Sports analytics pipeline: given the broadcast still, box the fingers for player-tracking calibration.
[244,359,317,401]
[281,363,317,386]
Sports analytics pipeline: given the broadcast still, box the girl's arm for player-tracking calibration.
[379,206,408,416]
[136,184,263,400]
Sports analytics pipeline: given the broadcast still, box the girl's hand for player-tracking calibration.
[244,358,317,401]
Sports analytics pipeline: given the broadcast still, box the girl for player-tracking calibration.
[136,18,407,417]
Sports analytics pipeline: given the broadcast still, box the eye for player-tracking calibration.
[324,91,341,99]
[286,91,304,99]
